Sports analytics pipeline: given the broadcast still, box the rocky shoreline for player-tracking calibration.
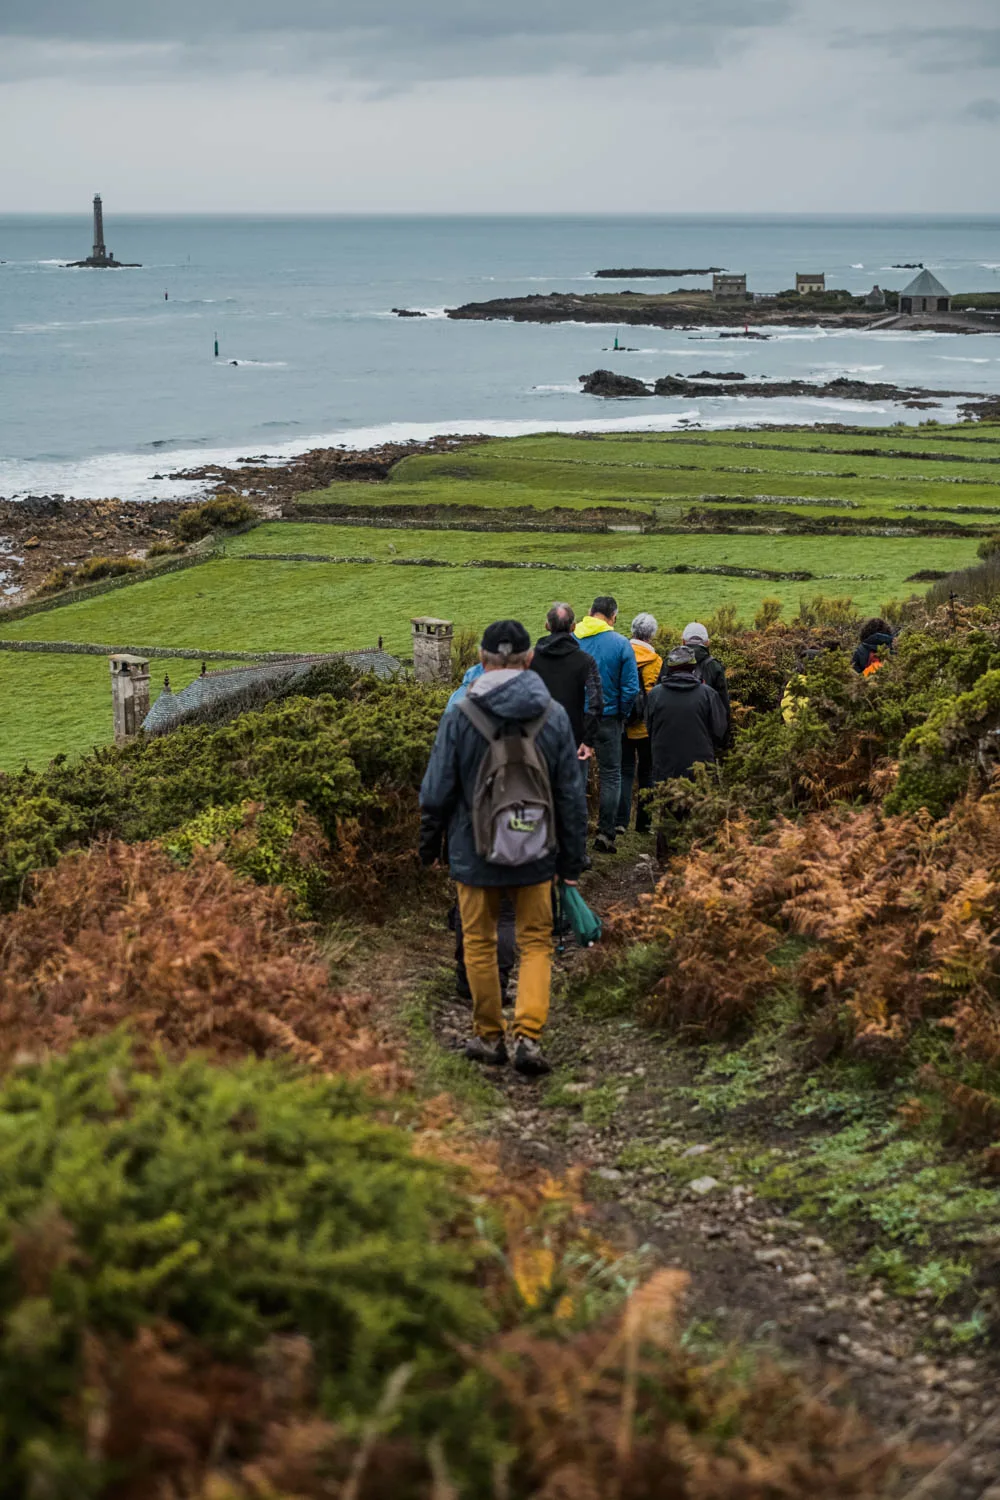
[0,436,485,604]
[578,368,983,410]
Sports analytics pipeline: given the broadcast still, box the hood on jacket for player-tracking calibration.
[861,632,894,653]
[534,632,581,658]
[467,667,552,721]
[575,615,613,640]
[631,640,660,665]
[690,642,711,666]
[658,670,703,693]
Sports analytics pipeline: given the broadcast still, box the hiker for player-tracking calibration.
[781,640,840,724]
[617,612,662,835]
[681,622,732,738]
[444,660,514,1002]
[530,602,604,782]
[852,617,895,677]
[419,620,588,1076]
[645,645,729,860]
[575,596,640,854]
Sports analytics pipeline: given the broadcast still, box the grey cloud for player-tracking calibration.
[829,24,1000,72]
[964,96,1000,119]
[0,0,794,82]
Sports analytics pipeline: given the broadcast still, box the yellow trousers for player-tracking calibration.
[455,881,554,1042]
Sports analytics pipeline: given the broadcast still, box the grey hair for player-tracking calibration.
[631,612,658,642]
[480,648,532,670]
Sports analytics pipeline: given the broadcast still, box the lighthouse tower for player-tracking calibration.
[92,194,107,262]
[69,194,140,268]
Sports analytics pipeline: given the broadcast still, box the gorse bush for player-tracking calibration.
[172,494,256,542]
[0,676,448,911]
[165,799,332,914]
[74,555,144,583]
[0,1037,489,1499]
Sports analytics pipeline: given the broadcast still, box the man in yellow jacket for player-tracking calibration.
[617,613,662,835]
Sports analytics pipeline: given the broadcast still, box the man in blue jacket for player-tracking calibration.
[576,596,640,853]
[419,620,588,1076]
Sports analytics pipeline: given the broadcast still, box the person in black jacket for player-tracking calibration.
[645,645,729,861]
[530,602,603,782]
[681,622,732,738]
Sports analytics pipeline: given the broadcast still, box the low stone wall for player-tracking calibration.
[234,552,816,583]
[0,550,215,625]
[0,640,354,662]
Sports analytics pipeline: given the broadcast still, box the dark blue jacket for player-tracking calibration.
[419,670,588,886]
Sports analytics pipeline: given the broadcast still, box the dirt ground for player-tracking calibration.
[353,853,1000,1500]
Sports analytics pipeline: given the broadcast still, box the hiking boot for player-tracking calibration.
[464,1035,508,1066]
[512,1037,552,1077]
[615,824,628,837]
[593,833,617,855]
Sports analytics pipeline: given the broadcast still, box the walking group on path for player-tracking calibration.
[418,596,732,1077]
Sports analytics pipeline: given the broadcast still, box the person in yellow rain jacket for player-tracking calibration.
[616,613,663,834]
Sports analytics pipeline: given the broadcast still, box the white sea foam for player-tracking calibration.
[851,264,865,269]
[0,398,962,503]
[220,359,289,368]
[938,355,990,363]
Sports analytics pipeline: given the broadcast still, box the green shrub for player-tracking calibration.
[977,533,1000,562]
[0,1037,490,1497]
[74,555,144,584]
[0,677,448,909]
[172,495,256,543]
[146,538,186,559]
[890,667,1000,816]
[36,565,77,595]
[165,799,331,914]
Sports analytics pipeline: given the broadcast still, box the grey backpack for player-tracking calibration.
[459,697,556,867]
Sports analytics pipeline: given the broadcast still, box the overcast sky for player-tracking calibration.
[1,0,998,212]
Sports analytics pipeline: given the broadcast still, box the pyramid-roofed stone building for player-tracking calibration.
[899,270,950,315]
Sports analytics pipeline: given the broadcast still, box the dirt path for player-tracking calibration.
[355,859,1000,1499]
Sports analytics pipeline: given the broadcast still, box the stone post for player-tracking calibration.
[411,617,454,683]
[109,654,151,744]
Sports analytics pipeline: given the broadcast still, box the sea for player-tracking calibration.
[2,213,1000,502]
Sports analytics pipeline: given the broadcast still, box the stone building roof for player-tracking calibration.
[900,269,951,298]
[141,648,400,736]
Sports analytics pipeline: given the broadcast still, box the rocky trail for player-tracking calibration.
[358,850,1000,1500]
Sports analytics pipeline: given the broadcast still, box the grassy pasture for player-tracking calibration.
[0,535,973,663]
[297,427,1000,521]
[0,654,241,772]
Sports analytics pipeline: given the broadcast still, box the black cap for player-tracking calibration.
[481,619,531,656]
[666,645,697,670]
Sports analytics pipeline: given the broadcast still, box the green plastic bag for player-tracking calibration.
[558,882,602,948]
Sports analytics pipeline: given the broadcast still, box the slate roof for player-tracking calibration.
[141,649,400,735]
[901,269,951,298]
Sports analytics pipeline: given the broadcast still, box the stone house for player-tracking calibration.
[795,273,826,295]
[712,273,747,301]
[865,284,887,310]
[899,270,951,315]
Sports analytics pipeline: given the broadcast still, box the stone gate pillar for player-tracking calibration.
[109,654,151,744]
[411,617,453,683]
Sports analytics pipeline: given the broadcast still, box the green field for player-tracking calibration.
[3,424,996,769]
[296,426,1000,522]
[0,654,241,772]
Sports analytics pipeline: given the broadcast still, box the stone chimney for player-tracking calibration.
[109,654,151,744]
[411,617,453,683]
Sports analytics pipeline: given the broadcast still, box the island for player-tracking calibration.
[594,266,724,277]
[578,368,994,414]
[447,287,1000,332]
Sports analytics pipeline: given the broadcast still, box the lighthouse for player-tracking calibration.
[92,194,107,261]
[69,195,140,268]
